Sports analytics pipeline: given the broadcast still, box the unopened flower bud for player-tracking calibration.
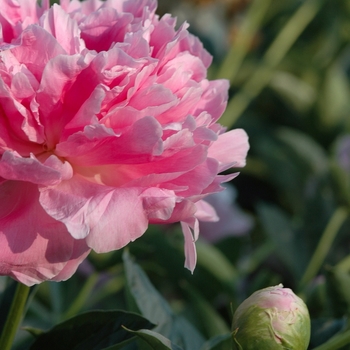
[232,284,310,350]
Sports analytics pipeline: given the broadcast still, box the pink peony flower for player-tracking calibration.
[0,0,249,286]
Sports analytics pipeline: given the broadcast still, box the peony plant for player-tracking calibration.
[232,284,311,350]
[0,0,249,286]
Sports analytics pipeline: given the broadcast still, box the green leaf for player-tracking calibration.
[22,327,44,338]
[29,310,154,350]
[123,327,183,350]
[123,250,205,350]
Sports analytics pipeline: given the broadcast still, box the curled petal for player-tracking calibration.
[208,129,249,171]
[142,187,176,221]
[0,151,72,185]
[181,219,198,273]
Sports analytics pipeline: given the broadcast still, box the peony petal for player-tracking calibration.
[36,53,91,144]
[40,4,85,54]
[141,187,176,221]
[181,220,197,273]
[0,180,90,286]
[128,83,177,116]
[11,71,35,99]
[10,25,66,80]
[0,110,42,156]
[56,116,163,165]
[39,175,149,253]
[208,129,249,171]
[44,154,73,181]
[168,158,219,197]
[0,150,70,185]
[195,199,219,222]
[80,8,134,52]
[50,238,91,282]
[165,199,197,224]
[193,79,229,122]
[0,77,45,144]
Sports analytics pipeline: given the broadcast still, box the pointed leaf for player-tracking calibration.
[29,310,154,350]
[123,327,183,350]
[23,327,45,338]
[123,250,205,350]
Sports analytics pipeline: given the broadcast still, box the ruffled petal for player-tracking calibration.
[0,150,72,185]
[208,128,249,171]
[56,116,163,166]
[39,175,149,252]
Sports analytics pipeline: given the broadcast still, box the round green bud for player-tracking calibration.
[232,284,310,350]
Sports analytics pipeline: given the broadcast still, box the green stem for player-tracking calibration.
[299,207,348,290]
[0,281,30,350]
[219,0,325,128]
[63,272,99,320]
[313,329,350,350]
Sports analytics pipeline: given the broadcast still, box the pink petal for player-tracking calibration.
[80,8,133,52]
[159,52,206,85]
[40,4,85,54]
[181,220,198,273]
[141,187,176,221]
[39,175,149,253]
[10,25,66,81]
[11,71,35,99]
[50,238,91,282]
[208,129,249,171]
[0,78,44,145]
[195,199,219,222]
[193,79,229,122]
[0,180,90,286]
[0,151,71,185]
[202,173,239,195]
[169,158,219,197]
[121,0,157,17]
[165,199,197,224]
[156,85,202,124]
[0,110,42,156]
[44,154,73,181]
[0,0,48,43]
[128,83,177,116]
[56,116,163,165]
[36,53,91,144]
